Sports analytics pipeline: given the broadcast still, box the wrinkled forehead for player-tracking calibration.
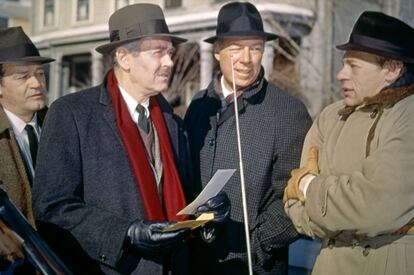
[342,50,383,65]
[137,36,173,50]
[2,62,43,74]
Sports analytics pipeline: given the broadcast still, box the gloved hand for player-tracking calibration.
[124,220,190,256]
[0,220,25,262]
[283,147,319,204]
[195,192,231,243]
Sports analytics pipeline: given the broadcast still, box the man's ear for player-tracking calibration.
[115,47,131,70]
[213,42,221,62]
[384,60,404,83]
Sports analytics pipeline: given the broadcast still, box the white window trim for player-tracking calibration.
[110,0,130,14]
[40,0,59,30]
[71,0,94,26]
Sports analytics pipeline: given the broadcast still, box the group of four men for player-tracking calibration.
[1,1,413,275]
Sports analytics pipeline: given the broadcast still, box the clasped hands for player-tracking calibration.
[283,147,319,204]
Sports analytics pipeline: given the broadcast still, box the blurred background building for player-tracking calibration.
[1,0,414,274]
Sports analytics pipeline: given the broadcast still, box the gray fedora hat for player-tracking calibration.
[96,3,187,54]
[0,27,55,64]
[204,2,278,44]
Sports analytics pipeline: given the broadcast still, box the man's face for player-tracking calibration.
[127,37,174,97]
[336,51,389,107]
[214,37,265,91]
[0,63,46,119]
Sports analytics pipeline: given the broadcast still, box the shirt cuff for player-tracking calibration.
[300,175,316,199]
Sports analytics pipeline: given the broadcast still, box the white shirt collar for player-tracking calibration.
[220,76,234,99]
[118,85,150,124]
[3,108,38,134]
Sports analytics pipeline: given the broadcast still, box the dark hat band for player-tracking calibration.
[0,43,40,61]
[110,19,169,42]
[350,34,414,58]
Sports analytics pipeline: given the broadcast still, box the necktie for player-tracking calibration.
[25,124,38,167]
[136,104,150,134]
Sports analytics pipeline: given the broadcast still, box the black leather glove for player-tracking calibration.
[124,220,190,256]
[195,192,231,243]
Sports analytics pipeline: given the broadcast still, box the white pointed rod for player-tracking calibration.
[230,55,253,275]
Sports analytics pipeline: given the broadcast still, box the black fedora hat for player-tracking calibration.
[204,2,278,44]
[96,3,187,54]
[336,11,414,63]
[0,27,55,64]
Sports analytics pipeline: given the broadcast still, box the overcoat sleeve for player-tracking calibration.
[286,99,414,238]
[252,99,312,267]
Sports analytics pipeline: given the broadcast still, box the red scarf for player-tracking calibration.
[107,70,187,222]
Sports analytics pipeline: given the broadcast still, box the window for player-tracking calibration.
[0,17,9,29]
[165,0,181,8]
[115,0,129,10]
[61,54,92,93]
[44,0,55,27]
[77,0,90,21]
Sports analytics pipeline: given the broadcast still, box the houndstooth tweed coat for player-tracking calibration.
[184,72,312,275]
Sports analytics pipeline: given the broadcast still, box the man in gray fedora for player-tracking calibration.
[284,11,414,274]
[33,4,194,274]
[0,26,54,272]
[185,2,312,274]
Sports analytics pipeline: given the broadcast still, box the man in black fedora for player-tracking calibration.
[284,11,414,275]
[32,3,200,274]
[0,26,54,272]
[185,2,312,274]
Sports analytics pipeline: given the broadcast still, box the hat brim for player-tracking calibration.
[96,34,187,54]
[336,42,414,63]
[0,56,55,64]
[204,31,278,44]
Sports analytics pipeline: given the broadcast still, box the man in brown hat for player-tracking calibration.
[0,26,54,271]
[284,11,414,274]
[185,2,312,274]
[32,3,196,274]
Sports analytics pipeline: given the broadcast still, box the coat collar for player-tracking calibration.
[0,106,47,134]
[338,82,414,117]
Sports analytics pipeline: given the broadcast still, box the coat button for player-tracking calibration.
[362,245,371,256]
[208,138,215,146]
[327,239,335,249]
[99,254,107,262]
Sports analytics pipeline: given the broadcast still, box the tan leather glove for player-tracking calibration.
[393,219,414,235]
[0,220,25,262]
[283,147,319,204]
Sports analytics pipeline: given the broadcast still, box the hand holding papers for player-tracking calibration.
[164,169,235,232]
[178,169,235,215]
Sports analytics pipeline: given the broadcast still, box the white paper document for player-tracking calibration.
[177,169,236,215]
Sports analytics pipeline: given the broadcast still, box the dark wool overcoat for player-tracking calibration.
[184,75,312,275]
[32,81,193,275]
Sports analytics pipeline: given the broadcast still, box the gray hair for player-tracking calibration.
[110,40,140,67]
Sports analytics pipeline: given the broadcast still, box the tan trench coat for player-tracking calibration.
[0,107,36,227]
[286,84,414,275]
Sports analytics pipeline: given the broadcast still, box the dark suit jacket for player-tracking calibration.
[32,81,193,275]
[184,75,312,275]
